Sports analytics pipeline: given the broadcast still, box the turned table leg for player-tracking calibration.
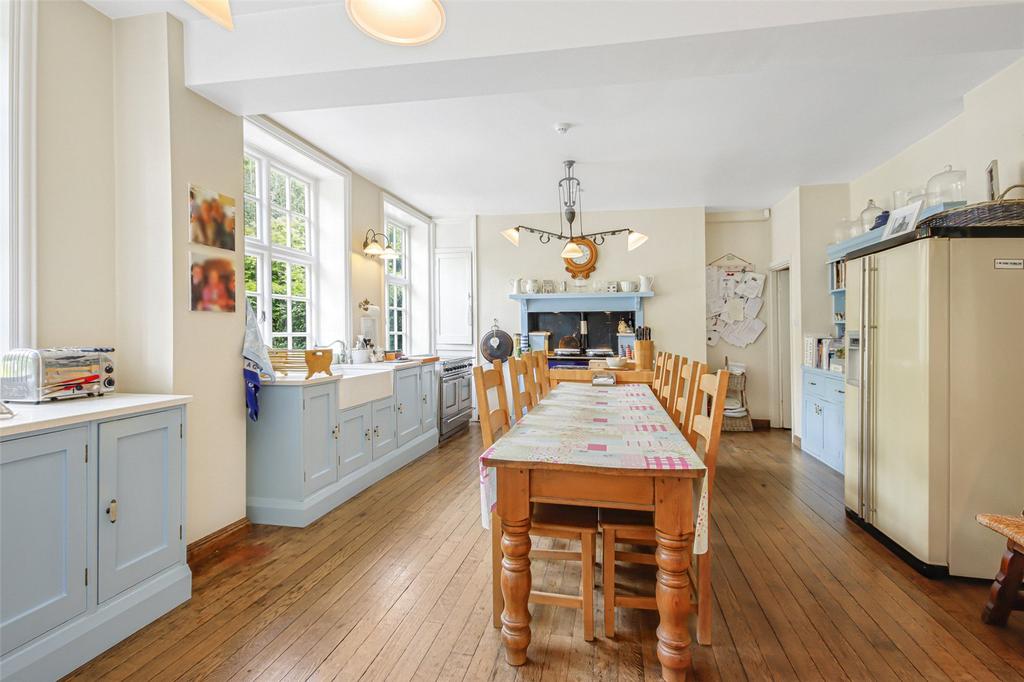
[982,541,1024,626]
[654,477,694,681]
[497,468,532,665]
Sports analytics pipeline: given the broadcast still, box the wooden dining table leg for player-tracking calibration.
[497,467,532,666]
[654,477,694,682]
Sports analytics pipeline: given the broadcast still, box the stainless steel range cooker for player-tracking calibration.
[438,356,474,441]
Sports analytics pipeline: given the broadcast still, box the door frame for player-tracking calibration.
[768,260,792,429]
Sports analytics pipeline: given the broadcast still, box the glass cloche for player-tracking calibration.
[926,165,966,207]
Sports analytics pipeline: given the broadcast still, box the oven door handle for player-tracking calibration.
[444,409,472,425]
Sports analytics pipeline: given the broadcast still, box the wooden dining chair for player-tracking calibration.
[677,360,705,448]
[509,355,537,421]
[601,368,730,645]
[658,354,679,411]
[532,350,551,399]
[477,361,599,640]
[976,512,1024,625]
[652,352,667,394]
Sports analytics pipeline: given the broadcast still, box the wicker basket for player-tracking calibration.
[721,370,753,432]
[917,184,1024,230]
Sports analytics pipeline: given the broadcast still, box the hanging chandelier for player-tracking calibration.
[501,160,648,256]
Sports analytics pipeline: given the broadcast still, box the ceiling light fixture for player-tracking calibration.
[501,160,649,254]
[346,0,446,46]
[185,0,234,30]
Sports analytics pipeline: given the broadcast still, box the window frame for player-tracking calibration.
[244,147,318,350]
[384,219,410,353]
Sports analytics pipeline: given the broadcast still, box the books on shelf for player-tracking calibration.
[830,260,846,290]
[804,334,845,372]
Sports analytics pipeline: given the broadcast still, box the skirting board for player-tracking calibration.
[247,428,439,527]
[0,565,191,681]
[187,517,251,568]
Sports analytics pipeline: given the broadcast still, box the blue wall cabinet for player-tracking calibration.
[395,367,422,447]
[0,427,89,655]
[372,398,397,458]
[420,364,437,433]
[338,403,372,477]
[303,384,339,496]
[97,411,183,603]
[801,367,845,472]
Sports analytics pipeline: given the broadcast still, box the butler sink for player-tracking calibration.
[333,366,394,410]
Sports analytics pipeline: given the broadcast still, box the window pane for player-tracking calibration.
[395,285,404,308]
[290,180,307,215]
[243,197,258,238]
[387,284,395,307]
[290,263,307,297]
[291,300,307,333]
[246,295,258,316]
[272,336,288,348]
[388,308,395,332]
[271,298,287,332]
[244,255,258,293]
[395,334,403,352]
[270,209,287,246]
[290,215,307,251]
[243,156,257,196]
[270,169,287,208]
[396,309,404,332]
[271,260,287,294]
[291,336,307,349]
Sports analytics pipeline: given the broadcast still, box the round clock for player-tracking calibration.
[563,237,598,279]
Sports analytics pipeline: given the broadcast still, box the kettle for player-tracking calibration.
[639,275,654,292]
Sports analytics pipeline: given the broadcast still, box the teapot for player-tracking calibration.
[639,275,654,292]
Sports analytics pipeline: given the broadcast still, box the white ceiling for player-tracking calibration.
[88,0,1024,216]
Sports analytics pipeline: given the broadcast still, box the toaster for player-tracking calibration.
[1,347,116,403]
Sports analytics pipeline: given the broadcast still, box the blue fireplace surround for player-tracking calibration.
[509,291,654,334]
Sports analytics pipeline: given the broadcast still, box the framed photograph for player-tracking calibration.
[881,200,923,241]
[986,160,1000,200]
[189,184,237,251]
[190,252,236,312]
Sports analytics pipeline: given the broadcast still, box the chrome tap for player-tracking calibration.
[319,339,349,365]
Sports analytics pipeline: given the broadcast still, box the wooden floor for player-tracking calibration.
[67,427,1024,681]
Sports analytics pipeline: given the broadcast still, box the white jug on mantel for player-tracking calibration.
[639,275,654,292]
[510,278,523,294]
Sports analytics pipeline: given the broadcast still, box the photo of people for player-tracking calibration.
[189,184,237,251]
[190,253,237,312]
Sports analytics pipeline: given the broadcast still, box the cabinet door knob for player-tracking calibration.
[398,404,404,414]
[422,394,427,403]
[364,428,371,441]
[106,499,118,523]
[374,425,380,439]
[332,425,340,439]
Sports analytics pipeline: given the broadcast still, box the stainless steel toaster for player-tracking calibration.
[1,347,116,403]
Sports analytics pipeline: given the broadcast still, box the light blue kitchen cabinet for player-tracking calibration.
[97,410,183,603]
[420,363,438,433]
[338,403,372,476]
[395,367,422,447]
[801,367,844,473]
[0,427,89,656]
[303,383,339,496]
[372,397,397,458]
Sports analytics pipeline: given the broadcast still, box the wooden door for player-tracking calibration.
[98,410,182,603]
[396,368,422,446]
[302,384,338,495]
[339,403,372,476]
[1,427,88,654]
[372,398,397,459]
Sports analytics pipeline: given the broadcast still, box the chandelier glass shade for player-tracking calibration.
[362,228,399,259]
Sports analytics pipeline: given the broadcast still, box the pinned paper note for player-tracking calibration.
[706,261,768,349]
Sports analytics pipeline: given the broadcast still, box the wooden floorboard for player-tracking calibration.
[66,426,1023,681]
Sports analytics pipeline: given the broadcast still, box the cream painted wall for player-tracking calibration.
[35,0,115,347]
[476,207,707,361]
[350,172,385,343]
[705,211,772,420]
[849,57,1024,214]
[770,188,802,435]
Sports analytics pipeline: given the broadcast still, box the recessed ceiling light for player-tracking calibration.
[346,0,446,46]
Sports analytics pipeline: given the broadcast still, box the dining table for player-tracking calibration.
[480,381,709,681]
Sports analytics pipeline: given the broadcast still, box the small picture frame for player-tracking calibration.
[986,160,1000,201]
[881,200,923,241]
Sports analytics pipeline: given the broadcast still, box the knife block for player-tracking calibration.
[634,340,653,371]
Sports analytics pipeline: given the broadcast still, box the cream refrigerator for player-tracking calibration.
[844,231,1024,579]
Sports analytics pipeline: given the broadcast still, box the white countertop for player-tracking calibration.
[265,372,345,386]
[0,393,192,438]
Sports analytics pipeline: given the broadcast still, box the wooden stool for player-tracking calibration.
[977,513,1024,625]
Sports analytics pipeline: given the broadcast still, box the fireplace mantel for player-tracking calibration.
[508,291,654,332]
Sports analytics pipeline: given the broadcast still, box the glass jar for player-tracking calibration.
[860,199,883,230]
[926,165,966,207]
[906,187,929,209]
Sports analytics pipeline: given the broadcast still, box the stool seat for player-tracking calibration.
[533,503,599,533]
[977,513,1024,548]
[599,508,653,530]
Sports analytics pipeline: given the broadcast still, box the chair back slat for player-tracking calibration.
[473,360,512,447]
[509,355,536,420]
[667,355,688,422]
[658,354,678,410]
[652,352,667,392]
[532,350,551,398]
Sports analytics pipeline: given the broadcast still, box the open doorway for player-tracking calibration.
[769,265,792,429]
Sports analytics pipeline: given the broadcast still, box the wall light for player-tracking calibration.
[346,0,446,46]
